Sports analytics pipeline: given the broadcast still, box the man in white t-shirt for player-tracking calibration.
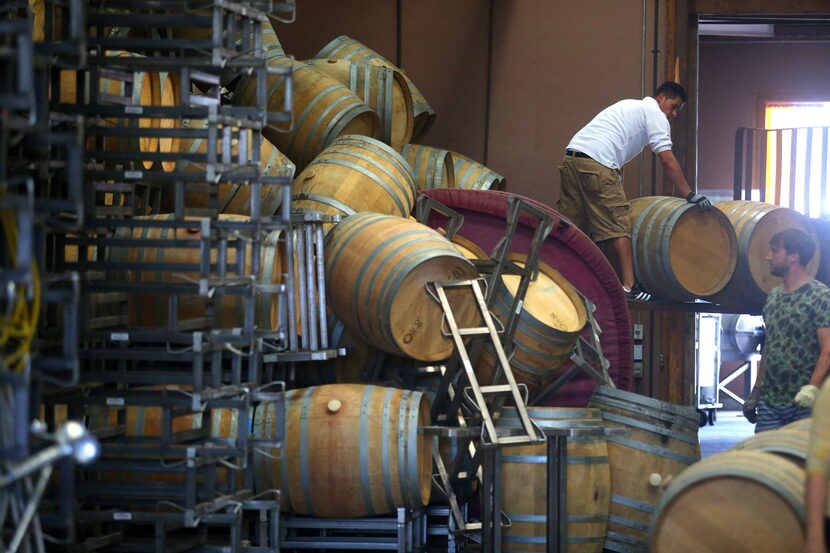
[557,81,711,301]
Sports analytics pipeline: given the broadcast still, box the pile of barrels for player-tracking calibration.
[629,196,821,309]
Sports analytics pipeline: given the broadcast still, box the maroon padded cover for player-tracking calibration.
[421,189,632,406]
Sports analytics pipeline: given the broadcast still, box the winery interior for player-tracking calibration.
[2,1,830,552]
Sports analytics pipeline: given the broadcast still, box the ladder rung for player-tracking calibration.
[455,327,491,336]
[497,435,539,445]
[479,384,513,394]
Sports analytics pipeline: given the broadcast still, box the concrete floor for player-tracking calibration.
[698,409,756,458]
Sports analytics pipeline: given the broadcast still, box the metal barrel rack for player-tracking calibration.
[7,1,314,551]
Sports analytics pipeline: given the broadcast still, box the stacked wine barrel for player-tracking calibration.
[629,197,821,305]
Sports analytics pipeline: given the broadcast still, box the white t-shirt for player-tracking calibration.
[566,96,673,170]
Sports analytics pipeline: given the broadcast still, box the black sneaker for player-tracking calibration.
[624,284,652,302]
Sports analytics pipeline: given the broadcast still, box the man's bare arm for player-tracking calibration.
[657,150,693,198]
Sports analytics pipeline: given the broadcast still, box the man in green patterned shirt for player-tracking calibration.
[742,228,830,433]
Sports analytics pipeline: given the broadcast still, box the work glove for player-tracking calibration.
[686,192,712,211]
[794,384,820,409]
[743,386,761,423]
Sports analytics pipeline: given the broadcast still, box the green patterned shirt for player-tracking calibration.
[761,279,830,405]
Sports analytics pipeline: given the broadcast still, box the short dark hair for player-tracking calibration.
[770,228,816,266]
[654,81,688,103]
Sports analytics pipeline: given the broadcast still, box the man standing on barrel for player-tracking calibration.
[557,81,711,301]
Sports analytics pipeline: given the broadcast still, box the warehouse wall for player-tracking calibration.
[698,40,830,199]
[273,0,669,207]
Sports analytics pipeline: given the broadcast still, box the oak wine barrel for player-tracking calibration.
[629,196,737,302]
[324,213,478,361]
[476,255,587,401]
[587,386,700,553]
[292,134,416,227]
[235,57,378,171]
[649,450,805,553]
[252,384,432,517]
[451,150,506,191]
[498,407,610,553]
[306,58,414,151]
[711,200,820,308]
[314,35,435,143]
[401,144,456,190]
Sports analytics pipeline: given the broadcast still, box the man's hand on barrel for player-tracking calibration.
[685,192,712,211]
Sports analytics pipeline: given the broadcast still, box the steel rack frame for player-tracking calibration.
[261,211,342,362]
[279,507,426,553]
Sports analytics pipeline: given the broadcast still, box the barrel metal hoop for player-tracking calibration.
[300,93,360,166]
[379,387,395,512]
[658,201,692,298]
[292,193,356,216]
[610,494,655,513]
[406,391,422,507]
[639,199,674,296]
[591,388,700,424]
[427,148,441,189]
[456,159,477,189]
[504,535,546,544]
[256,231,282,329]
[358,385,378,515]
[605,434,699,465]
[396,388,410,506]
[608,514,651,532]
[600,411,700,445]
[605,530,650,549]
[298,387,315,515]
[630,197,663,292]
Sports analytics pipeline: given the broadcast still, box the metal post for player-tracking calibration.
[546,434,567,553]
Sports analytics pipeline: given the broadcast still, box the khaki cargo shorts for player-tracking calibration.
[557,155,631,241]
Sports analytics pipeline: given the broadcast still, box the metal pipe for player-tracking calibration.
[639,0,648,198]
[651,0,660,196]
